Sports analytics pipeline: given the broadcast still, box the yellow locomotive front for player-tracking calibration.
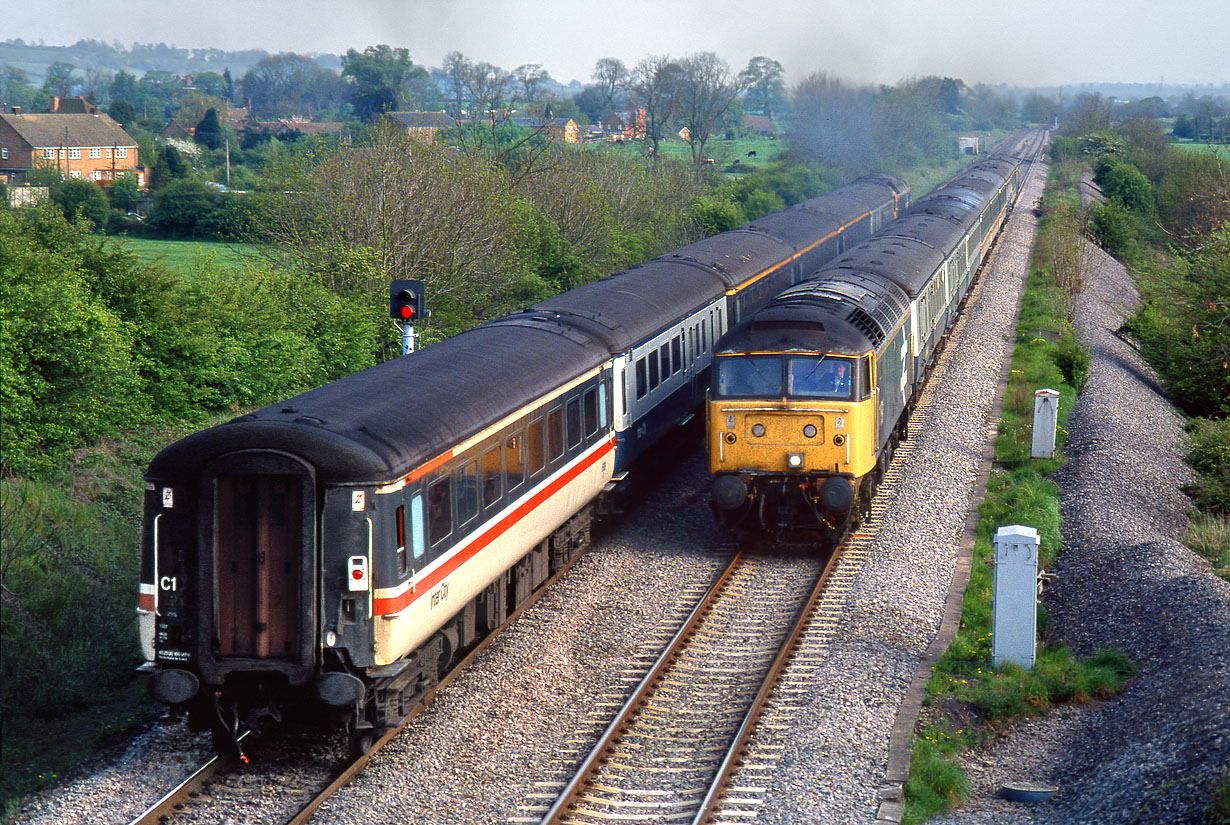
[708,349,879,541]
[705,272,915,545]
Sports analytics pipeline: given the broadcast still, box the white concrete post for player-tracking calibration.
[1031,389,1061,458]
[992,525,1039,668]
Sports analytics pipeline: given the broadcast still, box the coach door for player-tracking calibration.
[214,474,303,659]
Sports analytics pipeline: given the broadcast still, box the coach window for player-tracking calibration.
[455,460,478,526]
[396,505,407,574]
[505,432,526,492]
[648,349,660,389]
[598,383,609,428]
[671,337,682,373]
[583,388,598,436]
[547,407,564,460]
[566,398,582,449]
[636,359,647,399]
[481,445,502,510]
[527,419,546,477]
[427,475,452,546]
[409,493,425,560]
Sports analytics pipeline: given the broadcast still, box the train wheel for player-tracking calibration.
[349,727,376,759]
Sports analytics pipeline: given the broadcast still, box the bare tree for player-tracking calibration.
[512,63,550,106]
[629,55,683,161]
[676,52,741,166]
[256,123,534,322]
[592,57,628,113]
[441,50,472,117]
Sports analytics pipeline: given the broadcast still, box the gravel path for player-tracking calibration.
[929,228,1230,824]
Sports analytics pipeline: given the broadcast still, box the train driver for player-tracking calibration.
[821,361,851,395]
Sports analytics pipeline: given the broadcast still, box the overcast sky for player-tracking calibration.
[8,0,1229,89]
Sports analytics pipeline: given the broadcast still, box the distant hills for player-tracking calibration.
[0,38,341,84]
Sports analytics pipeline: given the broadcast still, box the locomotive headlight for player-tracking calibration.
[752,423,766,437]
[787,452,804,469]
[325,630,338,647]
[803,424,817,438]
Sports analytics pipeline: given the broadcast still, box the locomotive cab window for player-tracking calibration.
[860,356,873,400]
[789,357,854,399]
[715,355,783,397]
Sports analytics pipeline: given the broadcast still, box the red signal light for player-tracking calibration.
[399,305,415,319]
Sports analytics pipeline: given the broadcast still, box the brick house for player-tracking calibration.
[0,107,143,187]
[511,116,580,144]
[386,111,457,143]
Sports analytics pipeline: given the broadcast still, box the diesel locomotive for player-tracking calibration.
[138,174,908,755]
[707,132,1038,544]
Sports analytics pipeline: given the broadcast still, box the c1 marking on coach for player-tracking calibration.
[162,487,173,508]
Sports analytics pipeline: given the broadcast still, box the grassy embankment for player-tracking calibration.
[0,236,253,818]
[901,158,1139,823]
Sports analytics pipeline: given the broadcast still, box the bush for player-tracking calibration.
[1184,418,1230,517]
[0,205,146,475]
[50,178,110,231]
[1051,327,1091,392]
[147,178,221,237]
[1089,200,1136,256]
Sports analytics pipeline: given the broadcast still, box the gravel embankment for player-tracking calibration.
[930,228,1230,824]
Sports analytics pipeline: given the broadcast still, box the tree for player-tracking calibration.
[108,98,136,127]
[676,52,741,166]
[194,71,231,99]
[342,45,429,121]
[41,61,76,99]
[441,51,472,117]
[147,178,222,236]
[629,55,684,161]
[738,56,784,116]
[107,172,140,213]
[51,179,110,230]
[195,108,225,151]
[512,64,550,105]
[240,53,348,118]
[1021,92,1056,125]
[1,65,39,110]
[591,57,628,113]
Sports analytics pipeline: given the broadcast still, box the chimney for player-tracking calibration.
[51,95,60,112]
[11,106,21,116]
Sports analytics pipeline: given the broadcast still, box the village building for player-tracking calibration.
[0,103,143,187]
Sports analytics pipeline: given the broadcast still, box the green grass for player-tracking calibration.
[1171,140,1230,158]
[113,236,259,277]
[902,160,1138,824]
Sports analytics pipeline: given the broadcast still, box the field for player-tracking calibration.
[115,236,259,276]
[1171,140,1230,157]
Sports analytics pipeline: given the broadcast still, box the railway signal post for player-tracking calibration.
[390,279,426,355]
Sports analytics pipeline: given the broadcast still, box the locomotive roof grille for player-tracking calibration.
[845,306,885,347]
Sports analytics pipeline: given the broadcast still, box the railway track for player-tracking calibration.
[514,544,837,825]
[123,550,591,825]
